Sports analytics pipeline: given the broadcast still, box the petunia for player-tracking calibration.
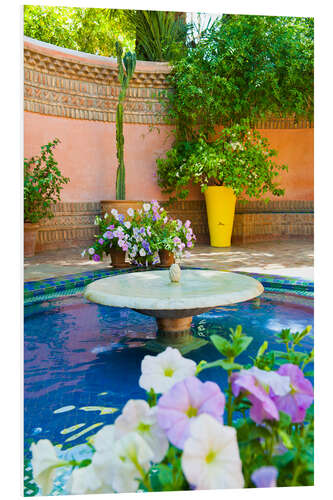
[231,371,279,424]
[30,439,67,495]
[173,236,181,244]
[127,207,134,217]
[246,366,291,396]
[139,347,197,394]
[270,364,314,423]
[157,376,225,449]
[92,254,101,262]
[182,414,244,489]
[103,231,113,240]
[114,399,168,462]
[111,432,154,493]
[139,248,146,257]
[251,466,278,488]
[69,463,113,495]
[124,221,131,229]
[143,203,151,212]
[184,220,191,228]
[187,241,193,248]
[111,208,118,216]
[88,247,95,255]
[98,238,104,245]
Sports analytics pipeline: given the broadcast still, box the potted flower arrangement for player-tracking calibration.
[29,324,314,494]
[84,200,196,268]
[83,209,133,268]
[24,138,70,257]
[157,124,288,247]
[139,200,196,266]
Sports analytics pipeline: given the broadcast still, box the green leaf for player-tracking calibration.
[210,334,234,357]
[277,429,293,449]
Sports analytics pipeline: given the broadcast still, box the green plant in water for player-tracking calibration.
[115,41,136,200]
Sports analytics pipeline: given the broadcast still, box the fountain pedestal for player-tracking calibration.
[84,269,264,353]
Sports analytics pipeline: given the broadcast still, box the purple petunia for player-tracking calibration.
[98,238,104,245]
[231,372,279,424]
[157,376,225,450]
[92,254,101,262]
[270,364,314,423]
[251,466,278,488]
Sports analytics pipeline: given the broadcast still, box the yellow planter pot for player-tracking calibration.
[204,186,236,247]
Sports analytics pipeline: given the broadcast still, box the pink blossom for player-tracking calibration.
[270,364,314,423]
[157,376,225,450]
[231,372,279,424]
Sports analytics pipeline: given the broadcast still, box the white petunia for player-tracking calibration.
[139,248,146,257]
[124,221,131,229]
[88,247,95,255]
[127,208,134,217]
[182,414,244,490]
[139,346,197,394]
[245,366,291,396]
[143,203,151,212]
[111,432,154,493]
[70,463,113,495]
[111,208,118,216]
[92,425,116,453]
[114,400,168,462]
[30,439,67,495]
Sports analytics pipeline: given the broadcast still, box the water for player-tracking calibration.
[24,290,313,461]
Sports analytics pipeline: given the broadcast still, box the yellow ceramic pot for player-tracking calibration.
[204,186,236,247]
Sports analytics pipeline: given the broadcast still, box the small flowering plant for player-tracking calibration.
[139,200,196,260]
[82,201,196,265]
[82,209,132,262]
[29,325,314,495]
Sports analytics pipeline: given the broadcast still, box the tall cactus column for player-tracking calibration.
[115,42,136,200]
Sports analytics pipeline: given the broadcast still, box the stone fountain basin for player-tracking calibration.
[84,269,264,316]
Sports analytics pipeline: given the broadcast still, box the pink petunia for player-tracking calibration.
[231,372,279,424]
[270,364,313,423]
[157,376,225,450]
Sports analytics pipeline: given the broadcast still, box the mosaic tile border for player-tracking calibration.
[24,267,314,305]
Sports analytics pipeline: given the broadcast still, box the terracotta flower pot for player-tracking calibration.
[24,223,39,257]
[101,200,144,217]
[110,247,130,268]
[158,250,175,267]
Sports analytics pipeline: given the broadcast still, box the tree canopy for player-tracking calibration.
[23,5,135,56]
[165,14,314,139]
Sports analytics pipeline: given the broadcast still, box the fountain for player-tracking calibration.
[84,267,264,352]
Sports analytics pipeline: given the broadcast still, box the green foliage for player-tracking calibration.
[24,5,135,56]
[24,139,70,223]
[165,14,314,137]
[157,123,288,200]
[115,42,136,200]
[125,10,188,62]
[198,322,314,487]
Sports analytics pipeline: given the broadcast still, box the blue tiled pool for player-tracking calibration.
[23,270,313,495]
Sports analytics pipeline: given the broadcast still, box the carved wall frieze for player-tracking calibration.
[24,38,313,128]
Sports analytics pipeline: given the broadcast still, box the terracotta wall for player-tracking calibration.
[24,37,313,249]
[24,37,313,204]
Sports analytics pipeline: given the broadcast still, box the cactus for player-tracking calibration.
[115,42,136,200]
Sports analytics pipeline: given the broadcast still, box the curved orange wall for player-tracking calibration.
[24,111,313,202]
[24,37,313,203]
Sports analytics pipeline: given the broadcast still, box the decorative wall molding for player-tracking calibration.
[24,38,313,128]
